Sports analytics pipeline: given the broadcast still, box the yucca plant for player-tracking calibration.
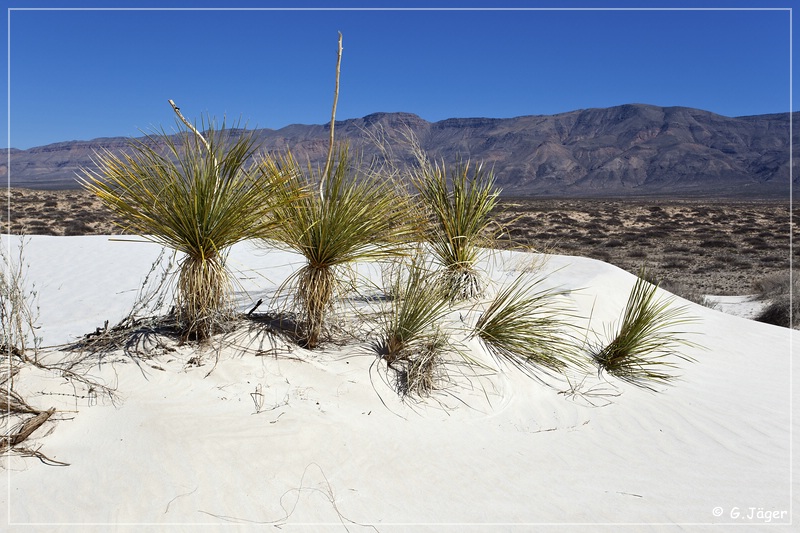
[414,159,500,302]
[593,271,699,390]
[373,255,453,396]
[470,272,585,378]
[264,146,421,349]
[80,116,292,341]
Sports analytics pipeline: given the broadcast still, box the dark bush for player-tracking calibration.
[64,220,93,236]
[699,239,735,249]
[755,296,798,329]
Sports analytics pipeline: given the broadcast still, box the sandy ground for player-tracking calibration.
[1,235,796,531]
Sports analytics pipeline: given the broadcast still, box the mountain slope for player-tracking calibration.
[5,104,796,197]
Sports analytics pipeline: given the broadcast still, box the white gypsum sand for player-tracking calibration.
[1,235,796,531]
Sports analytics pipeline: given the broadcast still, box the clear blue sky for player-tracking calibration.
[3,0,796,149]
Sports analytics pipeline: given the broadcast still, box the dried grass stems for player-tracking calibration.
[1,238,103,464]
[80,117,293,341]
[1,238,52,459]
[1,237,41,365]
[592,271,700,390]
[469,271,586,380]
[373,255,454,397]
[263,146,422,349]
[413,158,500,302]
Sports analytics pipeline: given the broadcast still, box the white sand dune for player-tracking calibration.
[2,235,796,531]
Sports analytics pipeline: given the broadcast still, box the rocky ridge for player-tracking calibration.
[5,103,796,197]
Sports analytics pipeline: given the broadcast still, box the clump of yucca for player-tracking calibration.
[374,255,452,396]
[81,117,291,341]
[413,159,500,302]
[470,272,585,378]
[264,146,421,349]
[593,271,700,390]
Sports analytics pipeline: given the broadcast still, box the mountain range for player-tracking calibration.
[4,103,796,197]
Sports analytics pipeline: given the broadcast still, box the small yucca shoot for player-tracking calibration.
[414,159,500,302]
[470,272,585,378]
[374,256,453,397]
[593,271,700,390]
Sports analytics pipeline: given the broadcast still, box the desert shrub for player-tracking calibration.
[755,295,799,328]
[661,255,689,269]
[413,159,500,302]
[663,245,692,254]
[698,238,735,249]
[265,147,420,349]
[657,280,711,307]
[589,250,612,262]
[759,256,787,266]
[752,271,798,300]
[593,272,699,390]
[627,249,648,259]
[24,221,50,234]
[64,219,93,236]
[80,117,291,341]
[641,228,669,239]
[604,238,625,248]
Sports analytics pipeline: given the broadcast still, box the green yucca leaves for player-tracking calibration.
[374,256,453,397]
[264,145,422,348]
[594,272,700,390]
[414,160,500,302]
[377,256,451,363]
[80,118,292,340]
[471,272,585,377]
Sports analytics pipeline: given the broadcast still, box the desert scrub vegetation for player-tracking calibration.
[592,271,699,390]
[80,112,294,341]
[752,271,799,328]
[413,158,500,302]
[263,147,421,349]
